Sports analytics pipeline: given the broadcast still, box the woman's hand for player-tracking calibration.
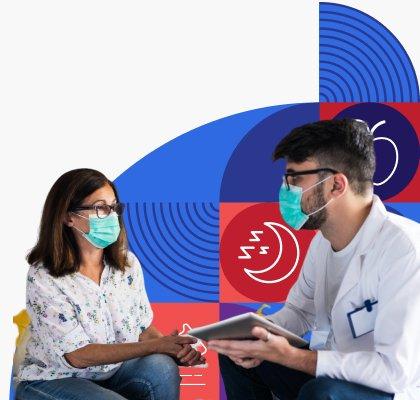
[175,344,206,366]
[152,333,197,358]
[169,330,206,367]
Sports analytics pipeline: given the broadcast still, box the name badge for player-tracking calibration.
[347,299,378,339]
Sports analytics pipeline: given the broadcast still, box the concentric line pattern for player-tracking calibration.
[124,202,220,302]
[320,2,420,102]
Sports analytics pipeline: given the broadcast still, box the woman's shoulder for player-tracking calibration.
[27,262,53,282]
[124,251,145,280]
[26,263,65,299]
[126,250,140,268]
[107,250,141,277]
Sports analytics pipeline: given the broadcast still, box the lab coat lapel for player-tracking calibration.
[333,254,363,309]
[314,238,330,330]
[332,195,388,310]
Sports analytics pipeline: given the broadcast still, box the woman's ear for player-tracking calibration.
[331,173,347,197]
[64,212,75,227]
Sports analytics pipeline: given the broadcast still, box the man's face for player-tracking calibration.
[284,159,331,230]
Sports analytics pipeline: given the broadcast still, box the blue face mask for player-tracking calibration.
[72,212,121,248]
[279,175,333,230]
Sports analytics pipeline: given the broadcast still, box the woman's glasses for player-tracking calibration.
[70,203,125,219]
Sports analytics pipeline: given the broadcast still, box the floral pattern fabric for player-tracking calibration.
[17,251,153,381]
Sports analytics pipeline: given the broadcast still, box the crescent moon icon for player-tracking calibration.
[243,222,300,284]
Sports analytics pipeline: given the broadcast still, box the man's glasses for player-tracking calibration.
[283,168,338,190]
[70,203,125,219]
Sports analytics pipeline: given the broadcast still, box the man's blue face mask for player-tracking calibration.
[279,175,334,230]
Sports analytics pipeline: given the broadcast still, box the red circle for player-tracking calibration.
[220,203,316,302]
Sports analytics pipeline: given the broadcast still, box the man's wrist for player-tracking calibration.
[277,344,317,376]
[274,339,296,364]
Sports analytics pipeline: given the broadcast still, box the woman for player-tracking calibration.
[15,168,205,400]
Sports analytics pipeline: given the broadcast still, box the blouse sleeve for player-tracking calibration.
[127,251,154,332]
[26,265,91,366]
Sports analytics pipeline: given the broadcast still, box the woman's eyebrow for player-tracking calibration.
[92,199,117,204]
[92,199,106,204]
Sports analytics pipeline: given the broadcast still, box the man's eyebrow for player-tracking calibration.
[286,168,295,173]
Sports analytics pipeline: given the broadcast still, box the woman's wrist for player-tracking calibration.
[140,337,160,355]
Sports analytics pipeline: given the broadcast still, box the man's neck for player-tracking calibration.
[321,194,374,252]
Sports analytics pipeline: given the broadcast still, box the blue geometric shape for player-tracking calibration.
[220,103,320,202]
[114,105,293,303]
[114,105,290,202]
[320,2,420,102]
[125,202,219,302]
[385,204,403,217]
[385,203,420,223]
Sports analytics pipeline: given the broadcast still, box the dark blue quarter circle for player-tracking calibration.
[333,103,419,201]
[385,205,402,217]
[220,103,320,202]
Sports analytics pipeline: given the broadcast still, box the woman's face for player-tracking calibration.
[67,183,118,236]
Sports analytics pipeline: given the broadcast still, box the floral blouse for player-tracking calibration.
[17,251,153,381]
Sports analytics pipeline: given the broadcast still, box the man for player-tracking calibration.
[208,119,420,400]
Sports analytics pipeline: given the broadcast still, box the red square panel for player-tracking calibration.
[220,202,316,303]
[151,303,219,400]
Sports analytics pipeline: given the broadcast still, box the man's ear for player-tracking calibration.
[331,173,347,197]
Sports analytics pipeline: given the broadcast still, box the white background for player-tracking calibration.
[0,1,418,396]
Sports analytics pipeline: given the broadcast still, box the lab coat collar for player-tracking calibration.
[351,194,388,257]
[320,194,388,257]
[326,195,388,318]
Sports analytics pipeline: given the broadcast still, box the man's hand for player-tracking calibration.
[208,326,317,375]
[229,356,262,369]
[208,326,293,365]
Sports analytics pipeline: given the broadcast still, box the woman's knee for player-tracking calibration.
[119,355,180,400]
[142,354,181,385]
[298,377,340,400]
[130,354,181,387]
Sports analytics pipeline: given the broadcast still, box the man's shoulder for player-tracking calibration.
[379,212,419,255]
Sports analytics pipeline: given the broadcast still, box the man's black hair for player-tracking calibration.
[273,119,376,195]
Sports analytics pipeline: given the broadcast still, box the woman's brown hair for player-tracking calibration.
[27,168,129,277]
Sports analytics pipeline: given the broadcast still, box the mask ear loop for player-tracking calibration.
[306,198,334,217]
[71,211,88,220]
[302,175,335,217]
[302,174,333,193]
[70,211,89,235]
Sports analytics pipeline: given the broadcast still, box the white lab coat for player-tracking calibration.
[269,195,420,399]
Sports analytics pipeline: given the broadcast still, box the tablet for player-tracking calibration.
[188,312,308,348]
